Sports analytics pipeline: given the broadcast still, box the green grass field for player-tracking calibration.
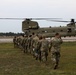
[0,42,76,75]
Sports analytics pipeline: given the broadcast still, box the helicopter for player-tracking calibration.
[22,18,76,37]
[0,18,76,37]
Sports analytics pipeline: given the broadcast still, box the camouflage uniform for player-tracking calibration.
[37,37,42,62]
[13,36,17,48]
[40,38,49,63]
[50,37,63,69]
[22,37,25,53]
[32,35,39,59]
[27,35,32,53]
[16,37,20,47]
[18,36,23,49]
[22,36,28,53]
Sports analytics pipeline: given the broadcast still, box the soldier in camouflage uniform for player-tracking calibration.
[13,36,17,48]
[18,36,23,49]
[32,34,39,60]
[16,36,20,47]
[50,33,63,69]
[37,36,42,62]
[22,35,25,53]
[30,33,35,54]
[22,35,28,53]
[27,35,32,53]
[20,36,24,49]
[40,35,49,64]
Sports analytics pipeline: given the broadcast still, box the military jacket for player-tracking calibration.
[50,37,63,52]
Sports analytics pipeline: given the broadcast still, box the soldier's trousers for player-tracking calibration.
[23,45,28,53]
[51,52,60,68]
[41,51,48,62]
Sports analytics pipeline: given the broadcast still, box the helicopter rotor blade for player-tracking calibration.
[0,18,24,20]
[0,18,76,23]
[47,18,76,23]
[47,20,70,22]
[0,18,62,20]
[31,18,62,20]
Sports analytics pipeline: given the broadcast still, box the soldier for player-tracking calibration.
[13,36,17,48]
[21,35,26,51]
[22,35,25,53]
[20,36,24,49]
[16,36,20,47]
[32,34,39,60]
[18,36,23,49]
[40,35,49,64]
[37,36,42,62]
[31,33,35,54]
[22,35,28,53]
[27,35,32,53]
[50,33,63,69]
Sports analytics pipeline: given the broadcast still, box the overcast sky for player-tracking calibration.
[0,0,76,33]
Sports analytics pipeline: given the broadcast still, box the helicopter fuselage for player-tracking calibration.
[22,20,76,37]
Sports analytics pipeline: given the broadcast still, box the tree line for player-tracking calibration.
[0,32,23,36]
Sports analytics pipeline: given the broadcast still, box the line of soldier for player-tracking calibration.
[13,32,63,70]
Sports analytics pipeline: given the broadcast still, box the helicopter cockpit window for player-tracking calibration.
[67,28,72,33]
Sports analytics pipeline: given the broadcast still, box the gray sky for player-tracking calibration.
[0,0,76,33]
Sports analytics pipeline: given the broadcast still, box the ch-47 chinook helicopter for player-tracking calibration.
[22,18,76,37]
[0,18,76,37]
